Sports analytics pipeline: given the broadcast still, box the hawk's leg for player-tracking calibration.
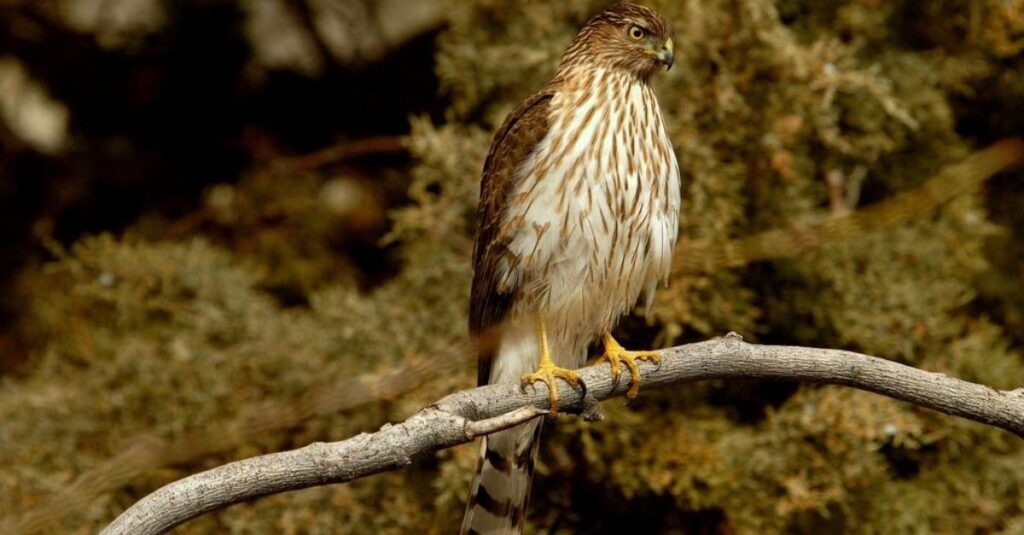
[521,315,580,418]
[598,331,661,399]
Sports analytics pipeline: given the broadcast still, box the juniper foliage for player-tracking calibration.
[3,0,1024,533]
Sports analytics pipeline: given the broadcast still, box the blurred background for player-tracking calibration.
[2,0,1024,533]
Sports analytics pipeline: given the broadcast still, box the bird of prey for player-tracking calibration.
[462,4,679,533]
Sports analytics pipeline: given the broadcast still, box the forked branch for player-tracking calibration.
[101,334,1024,534]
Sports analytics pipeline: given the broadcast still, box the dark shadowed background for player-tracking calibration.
[2,0,1024,533]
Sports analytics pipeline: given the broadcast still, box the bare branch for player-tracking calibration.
[101,335,1024,534]
[1,343,470,535]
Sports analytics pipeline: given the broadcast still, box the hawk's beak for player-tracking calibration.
[657,38,674,70]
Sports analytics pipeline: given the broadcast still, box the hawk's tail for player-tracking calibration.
[460,419,542,534]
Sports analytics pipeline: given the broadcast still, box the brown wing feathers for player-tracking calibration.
[470,91,553,386]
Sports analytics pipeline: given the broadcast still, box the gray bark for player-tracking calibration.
[101,334,1024,534]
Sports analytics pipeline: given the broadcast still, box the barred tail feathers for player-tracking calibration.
[462,327,545,534]
[460,420,542,534]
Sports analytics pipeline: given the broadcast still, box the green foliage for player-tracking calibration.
[3,0,1024,533]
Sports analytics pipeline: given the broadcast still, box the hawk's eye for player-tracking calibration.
[628,26,646,40]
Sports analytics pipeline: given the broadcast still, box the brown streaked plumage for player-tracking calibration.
[463,4,679,534]
[470,91,554,385]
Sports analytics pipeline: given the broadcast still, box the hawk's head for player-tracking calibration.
[565,3,675,80]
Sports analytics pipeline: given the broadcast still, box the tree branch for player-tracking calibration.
[101,334,1024,534]
[1,342,470,535]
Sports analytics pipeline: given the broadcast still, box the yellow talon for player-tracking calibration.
[521,361,580,418]
[520,315,580,418]
[598,331,660,399]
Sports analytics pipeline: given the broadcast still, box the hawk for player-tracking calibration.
[462,4,679,533]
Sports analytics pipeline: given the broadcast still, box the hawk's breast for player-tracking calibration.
[500,66,680,360]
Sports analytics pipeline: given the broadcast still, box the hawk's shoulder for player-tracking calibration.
[470,90,554,384]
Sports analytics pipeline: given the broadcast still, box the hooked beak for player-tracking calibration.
[657,38,674,70]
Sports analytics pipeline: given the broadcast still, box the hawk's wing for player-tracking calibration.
[470,91,553,386]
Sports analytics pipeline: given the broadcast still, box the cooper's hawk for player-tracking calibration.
[462,4,679,533]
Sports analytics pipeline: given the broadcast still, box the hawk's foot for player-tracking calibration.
[523,314,581,418]
[598,332,661,399]
[521,361,580,418]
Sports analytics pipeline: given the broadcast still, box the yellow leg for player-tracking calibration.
[598,331,660,399]
[520,315,580,417]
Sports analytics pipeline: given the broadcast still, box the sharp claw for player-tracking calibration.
[609,361,622,381]
[623,359,641,399]
[600,349,661,399]
[521,366,580,419]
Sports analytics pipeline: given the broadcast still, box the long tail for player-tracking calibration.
[460,419,542,534]
[462,326,546,534]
